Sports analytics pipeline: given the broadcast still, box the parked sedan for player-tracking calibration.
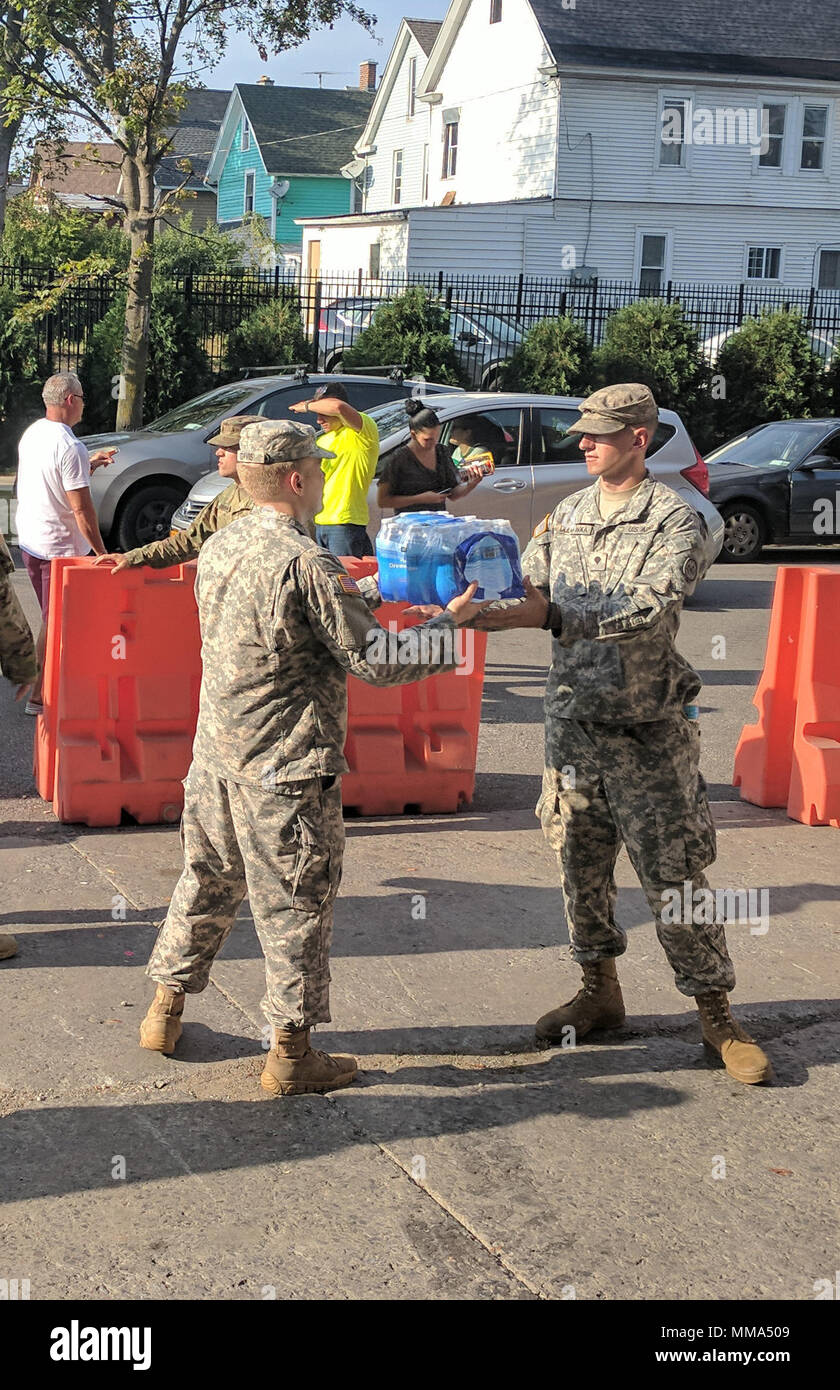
[707,419,840,561]
[82,370,459,550]
[176,391,724,569]
[318,297,523,389]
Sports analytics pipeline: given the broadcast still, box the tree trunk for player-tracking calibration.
[0,117,21,245]
[116,157,156,431]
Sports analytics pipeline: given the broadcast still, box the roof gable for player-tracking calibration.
[235,84,374,175]
[405,18,443,56]
[354,17,443,154]
[32,142,122,198]
[155,88,231,189]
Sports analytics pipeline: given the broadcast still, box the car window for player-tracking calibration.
[145,384,257,432]
[706,422,829,467]
[439,408,523,468]
[344,383,409,412]
[812,431,840,462]
[534,409,675,464]
[255,386,317,418]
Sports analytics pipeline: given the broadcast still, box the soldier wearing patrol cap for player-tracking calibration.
[140,418,489,1095]
[472,383,772,1086]
[93,414,264,573]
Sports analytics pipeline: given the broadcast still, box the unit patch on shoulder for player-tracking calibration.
[335,573,361,595]
[682,556,699,583]
[532,513,551,538]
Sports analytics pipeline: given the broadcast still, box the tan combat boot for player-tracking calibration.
[696,991,772,1084]
[535,958,625,1049]
[139,984,185,1054]
[0,934,18,961]
[261,1026,358,1096]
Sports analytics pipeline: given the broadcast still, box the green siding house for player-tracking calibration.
[206,81,374,257]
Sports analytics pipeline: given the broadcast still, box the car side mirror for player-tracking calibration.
[800,454,840,471]
[458,331,479,345]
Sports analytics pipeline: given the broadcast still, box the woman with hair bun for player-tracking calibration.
[377,399,483,515]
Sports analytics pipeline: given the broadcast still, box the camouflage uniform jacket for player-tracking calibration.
[192,508,456,785]
[0,534,37,683]
[522,473,708,725]
[121,482,254,568]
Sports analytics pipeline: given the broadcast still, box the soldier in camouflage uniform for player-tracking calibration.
[140,419,487,1095]
[473,384,771,1085]
[94,416,263,572]
[0,533,38,961]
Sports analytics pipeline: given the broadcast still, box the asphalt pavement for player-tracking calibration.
[1,549,838,1301]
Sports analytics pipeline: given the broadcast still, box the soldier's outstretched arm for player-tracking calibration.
[0,539,38,686]
[467,524,553,631]
[556,507,707,645]
[296,551,463,686]
[101,492,228,571]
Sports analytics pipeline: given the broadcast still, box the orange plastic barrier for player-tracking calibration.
[35,554,487,824]
[34,558,201,827]
[341,556,487,814]
[732,567,804,808]
[733,565,840,827]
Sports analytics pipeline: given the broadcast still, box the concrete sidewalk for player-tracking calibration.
[1,564,838,1300]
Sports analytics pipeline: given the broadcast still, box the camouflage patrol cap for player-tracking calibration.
[238,419,336,465]
[566,384,659,435]
[206,414,264,448]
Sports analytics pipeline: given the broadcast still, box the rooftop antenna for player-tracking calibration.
[303,71,348,88]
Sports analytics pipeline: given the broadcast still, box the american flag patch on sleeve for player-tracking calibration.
[335,573,361,595]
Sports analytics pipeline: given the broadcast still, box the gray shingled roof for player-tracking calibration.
[405,18,443,57]
[530,0,840,80]
[236,84,374,176]
[155,89,231,189]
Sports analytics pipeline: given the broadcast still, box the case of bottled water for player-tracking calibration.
[376,514,525,605]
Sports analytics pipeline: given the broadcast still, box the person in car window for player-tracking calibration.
[450,414,508,471]
[377,400,484,515]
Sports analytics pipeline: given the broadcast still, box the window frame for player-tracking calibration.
[438,406,526,469]
[392,148,403,205]
[407,56,417,118]
[657,92,691,169]
[633,228,672,292]
[490,0,502,22]
[241,116,251,153]
[243,168,256,216]
[744,244,783,281]
[800,102,830,172]
[442,119,459,179]
[757,100,787,170]
[817,246,840,291]
[421,143,430,201]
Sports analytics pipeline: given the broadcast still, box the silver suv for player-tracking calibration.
[175,391,724,568]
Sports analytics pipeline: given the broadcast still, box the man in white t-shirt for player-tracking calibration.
[16,372,116,712]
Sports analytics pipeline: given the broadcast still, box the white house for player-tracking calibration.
[299,0,840,291]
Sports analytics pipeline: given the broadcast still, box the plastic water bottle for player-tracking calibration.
[456,519,524,600]
[375,518,398,601]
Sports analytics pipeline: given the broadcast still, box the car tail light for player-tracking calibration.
[680,445,709,496]
[318,312,328,331]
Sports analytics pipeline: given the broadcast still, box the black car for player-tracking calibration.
[706,420,840,562]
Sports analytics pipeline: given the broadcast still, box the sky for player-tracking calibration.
[207,1,445,91]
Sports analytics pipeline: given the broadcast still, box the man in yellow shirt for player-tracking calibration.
[290,384,379,557]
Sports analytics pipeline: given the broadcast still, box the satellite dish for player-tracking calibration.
[272,178,290,199]
[342,157,366,179]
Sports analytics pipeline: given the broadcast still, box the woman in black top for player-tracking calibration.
[377,400,484,515]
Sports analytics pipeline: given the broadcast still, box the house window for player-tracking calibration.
[747,246,781,280]
[244,169,255,216]
[442,120,458,178]
[408,57,417,118]
[490,0,502,21]
[759,103,786,167]
[659,97,688,166]
[421,143,430,200]
[637,233,668,292]
[241,117,251,153]
[818,249,840,290]
[801,105,828,170]
[369,242,381,278]
[392,149,403,205]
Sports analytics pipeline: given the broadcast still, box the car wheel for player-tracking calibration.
[720,503,767,563]
[325,353,344,373]
[115,482,190,551]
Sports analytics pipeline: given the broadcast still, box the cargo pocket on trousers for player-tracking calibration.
[289,783,337,913]
[651,722,716,882]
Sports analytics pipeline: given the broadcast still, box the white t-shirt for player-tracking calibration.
[16,418,92,558]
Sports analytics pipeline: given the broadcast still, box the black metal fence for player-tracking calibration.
[5,260,840,386]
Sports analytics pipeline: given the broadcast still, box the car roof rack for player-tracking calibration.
[239,364,310,381]
[339,364,408,384]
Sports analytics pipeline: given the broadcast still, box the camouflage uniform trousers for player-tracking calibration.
[537,714,735,997]
[146,761,344,1027]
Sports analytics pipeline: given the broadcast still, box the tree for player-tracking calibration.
[501,316,593,394]
[342,287,463,384]
[591,299,714,447]
[0,3,55,241]
[10,0,373,430]
[0,186,128,266]
[715,310,829,440]
[225,297,311,376]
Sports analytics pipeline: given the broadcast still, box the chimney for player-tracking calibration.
[359,61,377,91]
[257,75,274,86]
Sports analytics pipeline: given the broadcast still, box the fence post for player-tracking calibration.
[806,285,816,329]
[437,269,444,296]
[589,277,599,343]
[311,279,322,370]
[737,282,745,326]
[515,272,524,322]
[666,280,673,304]
[274,265,280,297]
